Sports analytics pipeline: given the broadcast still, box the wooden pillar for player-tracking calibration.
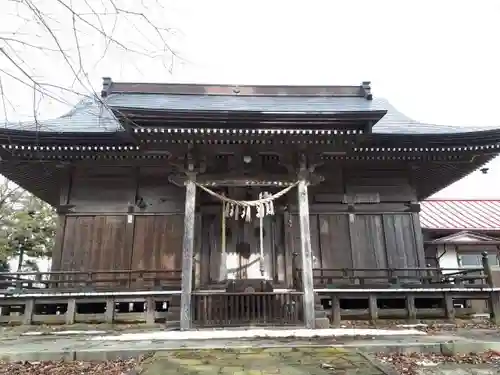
[23,299,34,325]
[180,176,197,331]
[104,298,114,324]
[406,294,417,322]
[297,178,315,329]
[482,252,494,286]
[331,294,341,327]
[444,293,455,320]
[66,298,76,325]
[145,297,156,325]
[368,295,378,322]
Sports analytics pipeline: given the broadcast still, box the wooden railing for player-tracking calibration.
[295,267,488,288]
[293,251,496,289]
[309,253,500,325]
[0,270,182,292]
[191,291,303,327]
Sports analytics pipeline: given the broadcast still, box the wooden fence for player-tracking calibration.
[191,291,303,327]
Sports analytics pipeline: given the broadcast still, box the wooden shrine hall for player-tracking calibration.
[1,78,500,329]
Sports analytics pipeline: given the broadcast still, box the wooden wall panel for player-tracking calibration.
[350,215,387,269]
[68,167,187,214]
[318,214,352,270]
[69,174,135,213]
[60,216,128,272]
[131,215,184,271]
[136,175,185,213]
[383,214,424,271]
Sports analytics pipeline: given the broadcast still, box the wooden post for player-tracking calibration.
[482,252,494,286]
[180,176,197,331]
[145,297,156,325]
[406,294,417,322]
[297,177,315,329]
[66,298,76,325]
[331,294,341,327]
[444,293,455,320]
[104,299,114,324]
[368,294,378,322]
[23,299,34,325]
[484,252,500,324]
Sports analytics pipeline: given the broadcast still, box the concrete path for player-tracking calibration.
[138,348,387,375]
[1,325,500,373]
[0,326,500,362]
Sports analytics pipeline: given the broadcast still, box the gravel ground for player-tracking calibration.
[376,351,500,375]
[0,358,140,375]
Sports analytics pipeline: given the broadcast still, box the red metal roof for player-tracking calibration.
[420,200,500,231]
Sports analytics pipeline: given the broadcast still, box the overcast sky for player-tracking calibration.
[1,0,499,199]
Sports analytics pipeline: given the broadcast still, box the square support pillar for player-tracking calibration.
[297,178,315,329]
[180,178,197,330]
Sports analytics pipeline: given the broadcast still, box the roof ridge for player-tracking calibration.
[101,77,373,99]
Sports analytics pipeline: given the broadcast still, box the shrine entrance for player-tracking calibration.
[197,186,290,289]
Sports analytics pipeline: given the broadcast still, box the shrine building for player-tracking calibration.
[1,78,499,329]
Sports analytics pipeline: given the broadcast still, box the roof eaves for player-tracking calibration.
[373,98,500,135]
[0,97,123,133]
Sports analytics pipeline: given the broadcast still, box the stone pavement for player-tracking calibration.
[1,325,500,373]
[138,347,387,375]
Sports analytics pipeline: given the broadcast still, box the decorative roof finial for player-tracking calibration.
[361,81,372,100]
[101,77,112,98]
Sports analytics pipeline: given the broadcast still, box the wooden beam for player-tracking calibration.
[297,178,315,329]
[180,174,197,331]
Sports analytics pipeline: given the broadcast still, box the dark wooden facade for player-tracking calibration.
[1,79,500,328]
[49,164,425,286]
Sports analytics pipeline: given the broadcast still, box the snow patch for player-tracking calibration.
[23,330,107,336]
[89,328,426,342]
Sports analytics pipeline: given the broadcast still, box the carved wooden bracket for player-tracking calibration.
[169,149,206,175]
[279,152,324,181]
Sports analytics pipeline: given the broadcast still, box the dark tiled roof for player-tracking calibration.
[372,98,493,135]
[104,93,383,113]
[2,88,498,135]
[106,93,496,135]
[2,97,122,133]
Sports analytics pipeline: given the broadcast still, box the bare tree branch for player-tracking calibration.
[0,0,179,124]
